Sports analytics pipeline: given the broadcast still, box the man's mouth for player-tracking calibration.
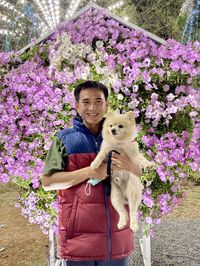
[87,113,98,117]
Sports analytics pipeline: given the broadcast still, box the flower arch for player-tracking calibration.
[0,6,199,234]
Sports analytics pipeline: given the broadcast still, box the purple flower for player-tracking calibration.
[143,194,154,208]
[145,217,153,225]
[154,218,161,225]
[163,84,170,92]
[0,174,9,183]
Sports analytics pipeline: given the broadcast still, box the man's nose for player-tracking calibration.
[88,103,97,109]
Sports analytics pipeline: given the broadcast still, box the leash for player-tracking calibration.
[103,150,120,196]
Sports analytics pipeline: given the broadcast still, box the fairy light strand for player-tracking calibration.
[108,0,124,11]
[65,0,82,19]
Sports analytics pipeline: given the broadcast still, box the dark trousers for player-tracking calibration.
[62,258,129,266]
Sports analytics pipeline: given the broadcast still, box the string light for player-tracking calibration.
[33,0,60,30]
[54,0,60,25]
[0,29,24,35]
[48,0,56,27]
[0,0,25,17]
[65,0,82,19]
[34,0,51,28]
[0,0,129,46]
[35,1,51,30]
[0,0,14,11]
[107,1,129,23]
[0,14,10,22]
[41,0,54,28]
[108,0,124,11]
[0,29,9,35]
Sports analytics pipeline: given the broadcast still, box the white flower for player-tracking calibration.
[133,85,139,92]
[96,40,104,48]
[189,111,198,117]
[87,53,96,62]
[81,66,90,79]
[166,93,175,101]
[128,102,134,109]
[117,94,124,100]
[143,58,151,67]
[50,33,93,71]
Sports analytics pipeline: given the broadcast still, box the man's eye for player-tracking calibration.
[119,125,124,128]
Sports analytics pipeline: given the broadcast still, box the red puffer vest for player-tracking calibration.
[56,118,134,261]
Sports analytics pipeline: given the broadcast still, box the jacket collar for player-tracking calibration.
[73,116,105,137]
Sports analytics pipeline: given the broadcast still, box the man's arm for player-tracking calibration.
[42,163,107,191]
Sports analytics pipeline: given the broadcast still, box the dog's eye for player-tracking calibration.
[110,125,112,128]
[119,125,124,128]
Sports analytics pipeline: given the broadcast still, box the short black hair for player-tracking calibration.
[74,80,109,102]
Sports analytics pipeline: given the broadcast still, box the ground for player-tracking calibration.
[0,183,48,266]
[0,181,200,266]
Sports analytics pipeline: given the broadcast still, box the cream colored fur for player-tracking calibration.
[91,111,154,232]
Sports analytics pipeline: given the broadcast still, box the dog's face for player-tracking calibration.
[102,111,136,143]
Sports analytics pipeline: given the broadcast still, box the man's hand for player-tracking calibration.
[111,149,142,176]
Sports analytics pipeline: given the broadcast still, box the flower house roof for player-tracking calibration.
[19,2,166,54]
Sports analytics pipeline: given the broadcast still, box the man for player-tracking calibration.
[42,80,142,266]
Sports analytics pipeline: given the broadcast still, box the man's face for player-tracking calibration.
[75,88,108,128]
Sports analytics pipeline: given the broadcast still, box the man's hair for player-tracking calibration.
[74,80,109,102]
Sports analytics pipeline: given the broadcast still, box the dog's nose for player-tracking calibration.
[111,128,117,135]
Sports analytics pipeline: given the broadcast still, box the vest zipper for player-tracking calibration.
[95,134,111,257]
[93,136,99,153]
[95,141,98,152]
[104,185,111,259]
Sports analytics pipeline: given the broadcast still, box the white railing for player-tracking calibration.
[139,224,151,266]
[49,226,61,266]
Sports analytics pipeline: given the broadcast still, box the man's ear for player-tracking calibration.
[75,102,80,115]
[125,111,135,121]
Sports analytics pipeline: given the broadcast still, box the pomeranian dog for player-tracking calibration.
[91,111,154,232]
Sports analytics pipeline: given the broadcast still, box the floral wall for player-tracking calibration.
[0,7,199,234]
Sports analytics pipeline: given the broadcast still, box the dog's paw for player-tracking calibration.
[143,161,155,169]
[130,221,139,232]
[117,220,126,230]
[117,214,128,230]
[90,160,100,169]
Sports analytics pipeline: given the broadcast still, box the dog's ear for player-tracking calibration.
[106,111,113,118]
[106,110,119,117]
[125,111,135,121]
